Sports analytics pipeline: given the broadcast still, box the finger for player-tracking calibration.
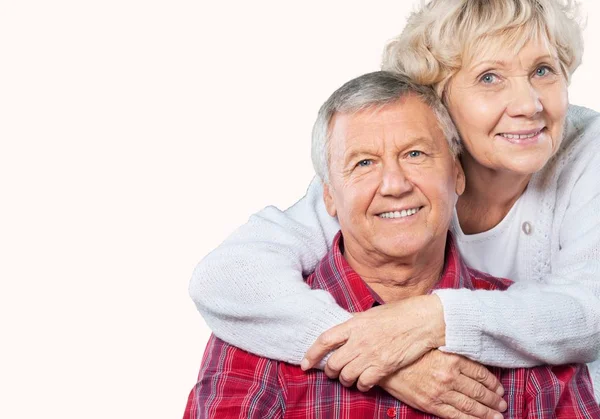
[302,323,350,370]
[356,367,385,392]
[455,375,507,413]
[459,359,504,396]
[429,402,479,419]
[333,356,363,387]
[323,345,359,380]
[439,391,503,419]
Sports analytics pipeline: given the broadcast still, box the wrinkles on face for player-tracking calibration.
[323,97,464,281]
[446,39,568,177]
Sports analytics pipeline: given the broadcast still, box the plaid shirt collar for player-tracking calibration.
[310,231,473,312]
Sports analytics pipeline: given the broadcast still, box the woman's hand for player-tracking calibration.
[301,295,446,389]
[380,350,506,419]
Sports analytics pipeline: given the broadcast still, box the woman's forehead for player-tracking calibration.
[461,31,557,70]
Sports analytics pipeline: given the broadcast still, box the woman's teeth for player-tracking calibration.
[500,131,540,139]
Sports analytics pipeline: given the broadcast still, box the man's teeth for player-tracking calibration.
[379,208,420,219]
[500,131,540,139]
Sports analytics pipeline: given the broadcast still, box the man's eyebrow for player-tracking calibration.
[400,135,438,149]
[342,136,438,163]
[342,147,374,164]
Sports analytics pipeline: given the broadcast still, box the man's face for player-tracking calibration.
[323,96,465,261]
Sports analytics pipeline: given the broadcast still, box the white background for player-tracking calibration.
[1,1,599,418]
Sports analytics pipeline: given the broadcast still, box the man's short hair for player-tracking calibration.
[311,71,460,183]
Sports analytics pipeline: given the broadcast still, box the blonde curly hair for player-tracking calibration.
[382,0,584,98]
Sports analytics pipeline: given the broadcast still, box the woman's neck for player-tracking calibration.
[457,152,531,234]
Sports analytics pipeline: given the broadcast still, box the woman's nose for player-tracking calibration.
[506,78,543,118]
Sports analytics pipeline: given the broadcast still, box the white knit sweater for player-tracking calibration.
[190,105,600,401]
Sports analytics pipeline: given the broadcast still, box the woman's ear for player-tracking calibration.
[323,183,337,217]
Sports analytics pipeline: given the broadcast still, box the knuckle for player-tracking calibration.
[459,397,477,413]
[446,409,462,419]
[475,366,489,382]
[318,333,334,347]
[436,371,455,386]
[324,366,338,379]
[356,383,368,392]
[327,356,342,371]
[358,374,377,389]
[340,370,354,383]
[472,384,486,400]
[378,353,394,372]
[449,355,461,366]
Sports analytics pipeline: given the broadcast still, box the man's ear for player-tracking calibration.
[454,158,466,196]
[323,183,337,217]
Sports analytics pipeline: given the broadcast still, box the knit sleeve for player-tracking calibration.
[434,134,600,383]
[189,177,350,364]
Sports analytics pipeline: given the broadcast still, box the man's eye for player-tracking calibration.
[408,150,422,158]
[357,159,372,167]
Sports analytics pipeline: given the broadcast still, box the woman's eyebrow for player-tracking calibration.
[467,59,508,72]
[469,55,557,72]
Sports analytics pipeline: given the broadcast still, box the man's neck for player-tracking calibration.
[341,238,447,303]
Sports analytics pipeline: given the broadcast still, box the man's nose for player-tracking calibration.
[379,163,413,197]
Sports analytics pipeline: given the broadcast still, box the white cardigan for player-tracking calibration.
[189,105,600,401]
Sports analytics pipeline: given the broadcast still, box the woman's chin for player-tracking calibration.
[499,152,553,175]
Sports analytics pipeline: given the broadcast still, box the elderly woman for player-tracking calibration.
[190,0,600,417]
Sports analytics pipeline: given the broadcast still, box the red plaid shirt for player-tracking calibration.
[184,232,600,418]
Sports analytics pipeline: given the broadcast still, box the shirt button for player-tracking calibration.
[386,407,397,417]
[522,221,533,235]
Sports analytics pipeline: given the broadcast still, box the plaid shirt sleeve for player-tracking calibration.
[183,335,284,419]
[523,363,600,418]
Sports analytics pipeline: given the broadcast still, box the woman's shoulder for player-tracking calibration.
[550,104,600,167]
[528,104,600,200]
[564,104,600,149]
[566,104,600,126]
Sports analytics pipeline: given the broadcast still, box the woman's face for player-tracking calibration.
[446,38,569,175]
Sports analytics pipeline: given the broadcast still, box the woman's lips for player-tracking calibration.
[496,128,545,145]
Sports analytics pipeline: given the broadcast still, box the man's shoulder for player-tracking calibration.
[190,335,285,419]
[465,266,514,291]
[200,334,281,381]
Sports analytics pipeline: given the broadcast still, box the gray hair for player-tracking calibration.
[311,71,460,183]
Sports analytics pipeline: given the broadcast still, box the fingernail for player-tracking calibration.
[496,386,505,396]
[301,358,309,371]
[493,413,503,419]
[499,400,507,411]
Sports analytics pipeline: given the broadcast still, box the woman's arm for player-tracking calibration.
[189,177,350,363]
[437,141,600,369]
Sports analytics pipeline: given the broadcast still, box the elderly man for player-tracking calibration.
[184,72,599,418]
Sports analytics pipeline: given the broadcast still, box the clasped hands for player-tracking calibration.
[300,295,507,419]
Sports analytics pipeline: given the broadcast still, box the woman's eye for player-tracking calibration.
[479,73,498,84]
[408,150,422,158]
[534,65,552,77]
[357,159,372,167]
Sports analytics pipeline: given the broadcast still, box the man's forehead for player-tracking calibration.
[328,97,445,148]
